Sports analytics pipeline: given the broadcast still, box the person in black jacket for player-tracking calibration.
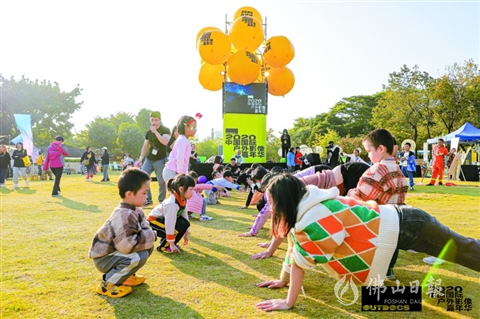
[100,147,110,182]
[80,146,97,182]
[280,129,291,159]
[12,142,29,188]
[0,144,12,187]
[326,141,340,168]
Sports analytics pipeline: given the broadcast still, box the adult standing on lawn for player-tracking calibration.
[138,111,171,206]
[100,147,110,182]
[427,138,449,186]
[44,135,69,197]
[12,142,29,188]
[0,144,12,187]
[80,146,97,182]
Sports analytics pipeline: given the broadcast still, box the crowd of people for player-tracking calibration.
[1,113,475,310]
[84,119,478,308]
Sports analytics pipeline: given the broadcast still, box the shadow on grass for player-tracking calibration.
[0,187,15,194]
[163,238,277,297]
[105,284,204,319]
[191,214,254,233]
[8,187,37,195]
[54,197,102,213]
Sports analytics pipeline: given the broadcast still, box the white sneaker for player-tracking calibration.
[25,180,29,187]
[423,256,445,265]
[0,184,4,187]
[13,184,19,188]
[199,215,213,221]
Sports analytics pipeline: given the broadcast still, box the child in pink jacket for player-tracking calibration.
[186,171,218,221]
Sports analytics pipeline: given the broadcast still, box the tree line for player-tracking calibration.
[1,59,479,160]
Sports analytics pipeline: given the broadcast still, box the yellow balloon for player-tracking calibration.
[199,62,225,91]
[267,67,295,96]
[198,30,231,65]
[254,62,270,83]
[196,26,222,49]
[263,36,295,68]
[233,6,263,25]
[229,16,264,52]
[227,50,261,86]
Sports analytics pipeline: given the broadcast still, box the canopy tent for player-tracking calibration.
[427,122,480,144]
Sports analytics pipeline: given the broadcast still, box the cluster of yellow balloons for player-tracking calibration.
[197,6,295,96]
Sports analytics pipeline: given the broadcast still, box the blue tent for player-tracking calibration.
[427,122,480,144]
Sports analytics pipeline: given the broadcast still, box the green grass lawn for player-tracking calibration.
[1,173,479,319]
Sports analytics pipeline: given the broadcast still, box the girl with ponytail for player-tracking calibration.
[148,174,195,253]
[163,115,197,182]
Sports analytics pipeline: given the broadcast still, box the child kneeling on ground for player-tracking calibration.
[88,168,157,298]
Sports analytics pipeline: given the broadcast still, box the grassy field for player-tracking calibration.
[1,172,479,319]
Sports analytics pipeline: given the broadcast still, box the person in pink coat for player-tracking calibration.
[163,115,197,182]
[43,135,69,197]
[186,171,221,221]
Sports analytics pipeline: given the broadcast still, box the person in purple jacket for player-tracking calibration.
[44,135,69,197]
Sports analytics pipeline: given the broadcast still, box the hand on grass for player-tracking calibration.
[256,280,287,289]
[257,299,291,312]
[169,243,181,254]
[251,251,272,260]
[257,242,270,248]
[238,232,255,237]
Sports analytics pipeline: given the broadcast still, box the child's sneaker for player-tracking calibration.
[199,214,213,221]
[423,256,445,265]
[96,281,132,298]
[13,184,18,188]
[123,274,145,286]
[385,268,396,281]
[164,247,172,253]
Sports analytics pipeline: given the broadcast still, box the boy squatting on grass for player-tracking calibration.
[88,168,156,298]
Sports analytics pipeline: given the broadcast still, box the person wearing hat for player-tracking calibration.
[100,147,110,182]
[138,111,171,206]
[326,141,340,168]
[43,135,69,197]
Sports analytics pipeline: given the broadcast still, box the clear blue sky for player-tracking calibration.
[1,0,478,140]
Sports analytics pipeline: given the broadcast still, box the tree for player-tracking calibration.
[317,94,380,138]
[372,65,436,146]
[0,75,83,146]
[135,109,154,133]
[85,118,118,152]
[432,60,480,131]
[196,138,222,160]
[266,128,281,162]
[312,128,342,161]
[108,112,134,131]
[287,117,316,146]
[117,123,144,158]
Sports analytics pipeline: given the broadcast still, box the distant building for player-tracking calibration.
[210,128,222,139]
